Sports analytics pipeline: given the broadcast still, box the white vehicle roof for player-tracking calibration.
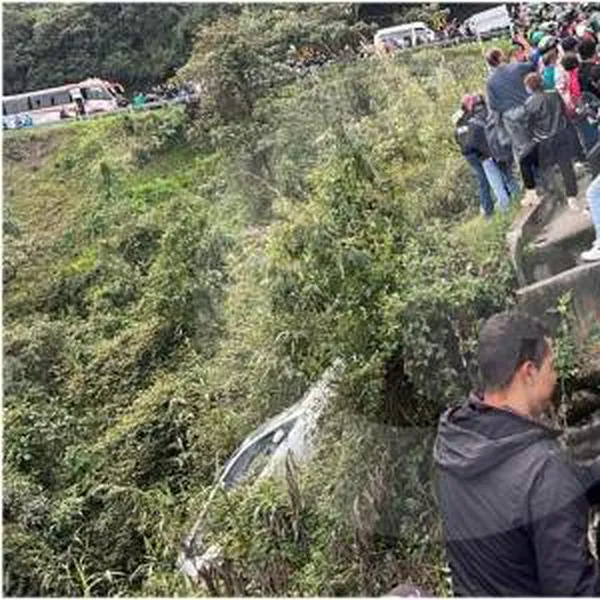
[465,4,511,32]
[375,22,431,38]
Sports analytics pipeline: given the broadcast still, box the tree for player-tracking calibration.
[2,4,203,94]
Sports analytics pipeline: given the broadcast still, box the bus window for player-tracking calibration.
[35,99,41,108]
[53,92,71,106]
[27,97,33,111]
[50,97,55,106]
[2,104,6,116]
[81,88,89,100]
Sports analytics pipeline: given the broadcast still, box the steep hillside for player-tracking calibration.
[4,42,518,596]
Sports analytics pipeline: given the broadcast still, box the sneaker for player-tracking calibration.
[581,241,600,262]
[521,189,538,207]
[567,197,580,211]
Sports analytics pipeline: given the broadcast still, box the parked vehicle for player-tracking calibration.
[2,78,126,128]
[178,359,344,586]
[374,22,437,53]
[463,4,514,40]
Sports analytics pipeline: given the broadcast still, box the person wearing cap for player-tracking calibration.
[435,310,600,596]
[537,35,564,91]
[527,30,545,66]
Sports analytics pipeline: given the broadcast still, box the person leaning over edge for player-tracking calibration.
[434,311,600,596]
[485,48,538,207]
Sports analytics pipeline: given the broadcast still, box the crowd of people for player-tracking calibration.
[454,2,600,262]
[134,81,200,108]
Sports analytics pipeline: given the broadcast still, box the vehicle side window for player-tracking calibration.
[52,92,70,106]
[2,104,6,116]
[27,97,33,111]
[81,88,89,100]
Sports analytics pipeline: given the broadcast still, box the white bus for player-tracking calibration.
[2,78,125,128]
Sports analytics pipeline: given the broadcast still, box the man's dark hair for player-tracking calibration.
[477,312,550,391]
[524,72,543,92]
[561,36,579,52]
[486,48,504,68]
[578,37,597,60]
[561,53,580,71]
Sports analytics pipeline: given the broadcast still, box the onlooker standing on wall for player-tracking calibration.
[523,72,581,210]
[581,173,600,261]
[485,48,538,205]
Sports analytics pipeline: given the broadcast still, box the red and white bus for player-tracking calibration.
[2,78,126,128]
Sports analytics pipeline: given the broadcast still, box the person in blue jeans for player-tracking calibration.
[581,172,600,261]
[455,94,520,219]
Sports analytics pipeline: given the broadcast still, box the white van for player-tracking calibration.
[464,4,513,39]
[374,22,437,52]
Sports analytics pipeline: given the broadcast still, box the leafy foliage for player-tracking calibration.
[2,3,224,94]
[178,4,373,122]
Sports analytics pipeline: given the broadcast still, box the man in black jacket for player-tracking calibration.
[434,311,600,596]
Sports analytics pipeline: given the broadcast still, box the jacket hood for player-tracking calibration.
[434,393,557,479]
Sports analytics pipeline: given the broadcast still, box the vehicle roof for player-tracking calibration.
[3,78,109,101]
[375,22,430,36]
[465,4,510,24]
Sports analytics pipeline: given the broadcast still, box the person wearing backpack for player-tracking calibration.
[455,95,518,218]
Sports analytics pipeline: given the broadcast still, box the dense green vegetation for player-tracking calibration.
[2,2,493,96]
[4,6,522,596]
[3,3,226,94]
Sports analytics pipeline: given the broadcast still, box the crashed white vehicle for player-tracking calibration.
[178,359,344,584]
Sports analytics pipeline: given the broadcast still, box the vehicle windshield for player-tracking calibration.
[221,420,297,489]
[85,87,113,100]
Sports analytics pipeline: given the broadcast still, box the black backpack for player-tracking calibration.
[485,111,513,163]
[455,114,473,155]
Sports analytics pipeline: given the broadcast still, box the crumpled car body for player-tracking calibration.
[178,359,344,584]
